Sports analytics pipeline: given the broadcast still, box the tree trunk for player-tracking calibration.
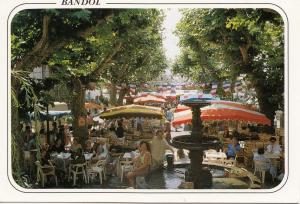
[70,78,88,146]
[109,84,117,106]
[117,87,128,106]
[252,78,276,123]
[238,43,275,124]
[11,77,24,184]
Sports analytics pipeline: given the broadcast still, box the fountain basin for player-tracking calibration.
[170,135,222,150]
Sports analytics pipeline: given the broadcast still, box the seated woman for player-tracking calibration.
[71,148,85,165]
[84,139,93,153]
[127,141,151,188]
[177,149,189,162]
[50,138,65,153]
[40,143,51,166]
[226,136,241,159]
[223,126,230,138]
[95,138,109,161]
[70,138,82,153]
[266,137,282,155]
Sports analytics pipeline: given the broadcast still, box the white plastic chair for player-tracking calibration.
[86,160,106,184]
[120,160,133,182]
[35,161,58,187]
[69,163,87,186]
[254,160,269,184]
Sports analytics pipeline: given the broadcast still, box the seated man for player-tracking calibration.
[253,148,277,179]
[266,137,282,154]
[150,129,174,170]
[226,136,241,159]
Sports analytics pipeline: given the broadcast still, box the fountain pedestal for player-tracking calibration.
[170,99,221,189]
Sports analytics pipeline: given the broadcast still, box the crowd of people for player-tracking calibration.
[18,103,283,188]
[18,112,177,188]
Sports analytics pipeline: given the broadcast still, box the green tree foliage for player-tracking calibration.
[174,9,284,120]
[11,9,167,144]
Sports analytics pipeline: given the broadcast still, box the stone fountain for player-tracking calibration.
[170,98,222,189]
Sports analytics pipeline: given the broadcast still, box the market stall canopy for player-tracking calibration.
[172,104,271,126]
[175,100,257,113]
[133,94,166,104]
[100,104,163,119]
[85,102,102,109]
[27,110,71,121]
[48,102,69,111]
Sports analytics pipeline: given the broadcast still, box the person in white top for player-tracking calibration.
[266,137,282,154]
[150,129,174,170]
[253,148,277,178]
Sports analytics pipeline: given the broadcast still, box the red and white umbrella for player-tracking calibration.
[172,104,271,126]
[134,94,166,104]
[174,100,257,113]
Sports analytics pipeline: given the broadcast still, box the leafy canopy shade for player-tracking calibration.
[100,104,163,119]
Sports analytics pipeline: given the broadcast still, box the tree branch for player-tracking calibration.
[89,42,123,78]
[13,12,115,72]
[14,15,50,71]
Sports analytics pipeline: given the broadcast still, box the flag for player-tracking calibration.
[198,90,204,98]
[210,83,218,96]
[129,84,136,93]
[170,86,176,93]
[235,81,242,91]
[223,82,231,92]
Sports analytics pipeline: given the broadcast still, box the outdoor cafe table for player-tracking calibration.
[204,150,227,160]
[51,152,71,172]
[264,153,281,159]
[84,153,94,161]
[253,151,282,171]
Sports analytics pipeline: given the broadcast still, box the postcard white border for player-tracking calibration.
[1,0,299,203]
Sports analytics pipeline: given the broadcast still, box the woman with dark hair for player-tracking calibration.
[50,138,65,153]
[116,120,124,139]
[127,141,152,188]
[266,137,282,154]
